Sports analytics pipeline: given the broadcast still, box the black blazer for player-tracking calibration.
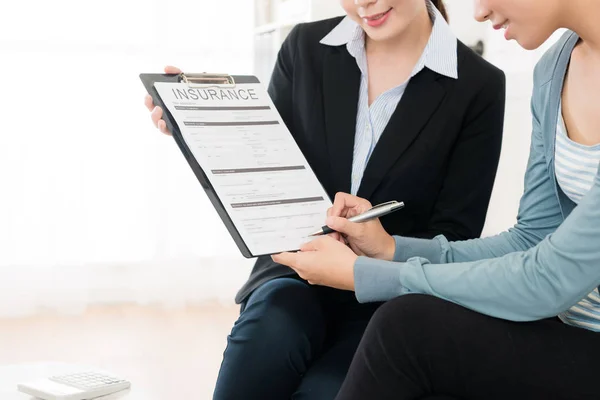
[235,17,506,303]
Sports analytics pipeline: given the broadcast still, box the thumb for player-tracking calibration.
[326,216,362,238]
[164,65,182,74]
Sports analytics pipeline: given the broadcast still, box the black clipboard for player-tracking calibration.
[140,72,262,259]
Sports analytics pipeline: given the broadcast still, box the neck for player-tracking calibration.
[365,8,432,59]
[563,0,600,55]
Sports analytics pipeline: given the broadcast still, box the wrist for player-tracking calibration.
[378,234,396,261]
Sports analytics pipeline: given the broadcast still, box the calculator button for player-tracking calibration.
[49,371,127,391]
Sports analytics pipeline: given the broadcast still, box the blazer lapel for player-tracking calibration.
[357,68,447,199]
[322,47,361,195]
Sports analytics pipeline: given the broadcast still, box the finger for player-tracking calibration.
[331,192,351,217]
[331,192,371,218]
[144,94,155,112]
[271,252,299,268]
[164,65,182,74]
[151,106,163,128]
[300,240,318,252]
[300,235,332,252]
[304,235,338,252]
[157,120,171,136]
[326,207,333,217]
[327,232,342,242]
[346,208,361,219]
[329,232,347,245]
[325,216,362,238]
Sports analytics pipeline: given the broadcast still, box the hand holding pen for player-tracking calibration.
[311,200,404,236]
[314,193,403,261]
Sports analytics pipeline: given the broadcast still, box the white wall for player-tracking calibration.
[445,0,489,49]
[310,0,344,20]
[0,0,255,317]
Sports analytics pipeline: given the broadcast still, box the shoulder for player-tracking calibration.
[285,16,346,50]
[452,41,505,108]
[533,30,578,87]
[456,40,505,88]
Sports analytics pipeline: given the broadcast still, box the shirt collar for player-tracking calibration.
[320,1,458,80]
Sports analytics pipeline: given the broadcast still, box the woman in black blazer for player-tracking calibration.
[146,0,505,398]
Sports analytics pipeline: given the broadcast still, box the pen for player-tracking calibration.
[309,201,405,236]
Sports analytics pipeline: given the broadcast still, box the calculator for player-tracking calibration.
[17,371,131,400]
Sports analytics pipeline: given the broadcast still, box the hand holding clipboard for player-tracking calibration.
[144,65,182,136]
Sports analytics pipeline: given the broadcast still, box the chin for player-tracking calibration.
[364,29,398,43]
[516,30,556,51]
[517,39,543,51]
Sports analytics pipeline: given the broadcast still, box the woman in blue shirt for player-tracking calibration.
[274,0,600,398]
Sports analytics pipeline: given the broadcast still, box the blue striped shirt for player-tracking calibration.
[555,103,600,331]
[320,2,458,194]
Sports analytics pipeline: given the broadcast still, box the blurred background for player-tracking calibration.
[0,0,565,397]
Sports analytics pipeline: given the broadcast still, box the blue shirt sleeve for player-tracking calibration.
[356,171,600,320]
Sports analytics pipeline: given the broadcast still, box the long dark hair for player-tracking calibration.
[430,0,448,21]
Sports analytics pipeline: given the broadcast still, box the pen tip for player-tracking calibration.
[308,231,322,237]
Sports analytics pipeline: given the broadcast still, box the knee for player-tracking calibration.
[235,278,325,344]
[373,294,446,321]
[245,278,318,316]
[367,294,449,340]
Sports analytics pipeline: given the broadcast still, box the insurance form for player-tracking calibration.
[154,80,332,256]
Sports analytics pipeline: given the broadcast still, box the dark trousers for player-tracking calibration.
[336,294,600,400]
[213,277,382,399]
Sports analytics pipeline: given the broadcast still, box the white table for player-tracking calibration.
[0,363,149,400]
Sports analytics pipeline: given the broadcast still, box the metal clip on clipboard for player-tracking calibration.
[179,72,236,88]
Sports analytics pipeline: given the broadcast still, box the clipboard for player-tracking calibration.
[140,72,261,258]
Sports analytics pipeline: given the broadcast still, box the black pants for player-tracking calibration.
[336,294,600,400]
[213,278,382,399]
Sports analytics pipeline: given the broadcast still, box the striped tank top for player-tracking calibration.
[554,103,600,331]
